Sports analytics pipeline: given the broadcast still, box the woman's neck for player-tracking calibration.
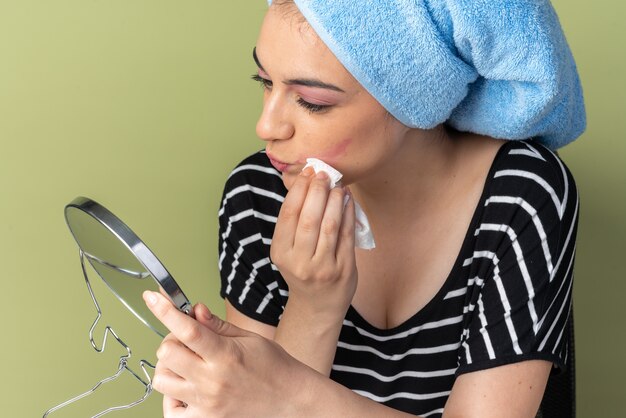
[350,125,461,223]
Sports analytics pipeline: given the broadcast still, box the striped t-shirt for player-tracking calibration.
[218,140,578,417]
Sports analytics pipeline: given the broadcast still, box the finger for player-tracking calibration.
[193,303,213,328]
[154,361,184,389]
[336,190,356,258]
[153,362,192,404]
[163,396,187,418]
[156,335,203,379]
[314,186,346,258]
[157,286,196,319]
[272,168,314,251]
[144,291,219,356]
[193,302,251,338]
[293,171,332,256]
[162,331,180,344]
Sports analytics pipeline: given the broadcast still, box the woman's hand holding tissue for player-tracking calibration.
[271,167,358,318]
[270,167,358,375]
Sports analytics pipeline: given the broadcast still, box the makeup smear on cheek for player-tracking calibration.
[315,138,352,164]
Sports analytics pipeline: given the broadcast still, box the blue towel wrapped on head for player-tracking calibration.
[268,0,586,149]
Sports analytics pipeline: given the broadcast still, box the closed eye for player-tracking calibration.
[251,74,272,90]
[296,98,330,113]
[252,73,331,114]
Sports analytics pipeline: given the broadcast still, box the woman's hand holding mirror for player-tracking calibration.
[143,291,314,418]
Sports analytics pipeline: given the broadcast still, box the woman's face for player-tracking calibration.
[254,6,409,189]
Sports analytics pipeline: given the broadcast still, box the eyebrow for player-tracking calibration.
[252,47,345,93]
[252,47,266,72]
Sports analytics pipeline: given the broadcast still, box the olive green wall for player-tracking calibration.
[0,1,623,416]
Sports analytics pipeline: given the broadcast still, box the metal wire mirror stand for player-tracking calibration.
[43,249,156,418]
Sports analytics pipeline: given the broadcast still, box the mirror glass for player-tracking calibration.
[64,198,190,337]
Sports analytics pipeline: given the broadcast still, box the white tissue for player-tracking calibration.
[304,158,376,250]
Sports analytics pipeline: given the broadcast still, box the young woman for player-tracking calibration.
[144,1,584,416]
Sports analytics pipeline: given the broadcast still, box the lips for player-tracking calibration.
[266,152,296,173]
[269,157,289,172]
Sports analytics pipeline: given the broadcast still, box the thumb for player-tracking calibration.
[193,303,249,338]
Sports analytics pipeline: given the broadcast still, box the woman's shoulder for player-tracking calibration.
[487,139,577,200]
[473,139,579,258]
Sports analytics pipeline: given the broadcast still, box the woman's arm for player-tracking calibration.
[147,291,551,418]
[309,360,551,418]
[219,165,356,377]
[262,169,357,376]
[225,299,276,339]
[443,361,551,418]
[226,297,344,377]
[148,291,413,417]
[226,299,551,417]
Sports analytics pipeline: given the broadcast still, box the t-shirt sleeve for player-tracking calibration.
[457,142,579,376]
[217,153,288,327]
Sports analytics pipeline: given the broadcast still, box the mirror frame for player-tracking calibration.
[64,197,192,326]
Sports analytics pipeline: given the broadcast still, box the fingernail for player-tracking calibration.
[301,167,314,176]
[144,291,158,306]
[315,171,328,180]
[343,187,351,208]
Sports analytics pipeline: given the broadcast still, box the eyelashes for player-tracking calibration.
[251,74,330,114]
[251,73,272,89]
[295,98,328,113]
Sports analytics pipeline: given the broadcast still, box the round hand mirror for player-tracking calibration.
[64,196,191,337]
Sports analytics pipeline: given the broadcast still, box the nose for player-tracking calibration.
[255,92,294,142]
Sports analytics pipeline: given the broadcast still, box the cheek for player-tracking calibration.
[313,138,352,164]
